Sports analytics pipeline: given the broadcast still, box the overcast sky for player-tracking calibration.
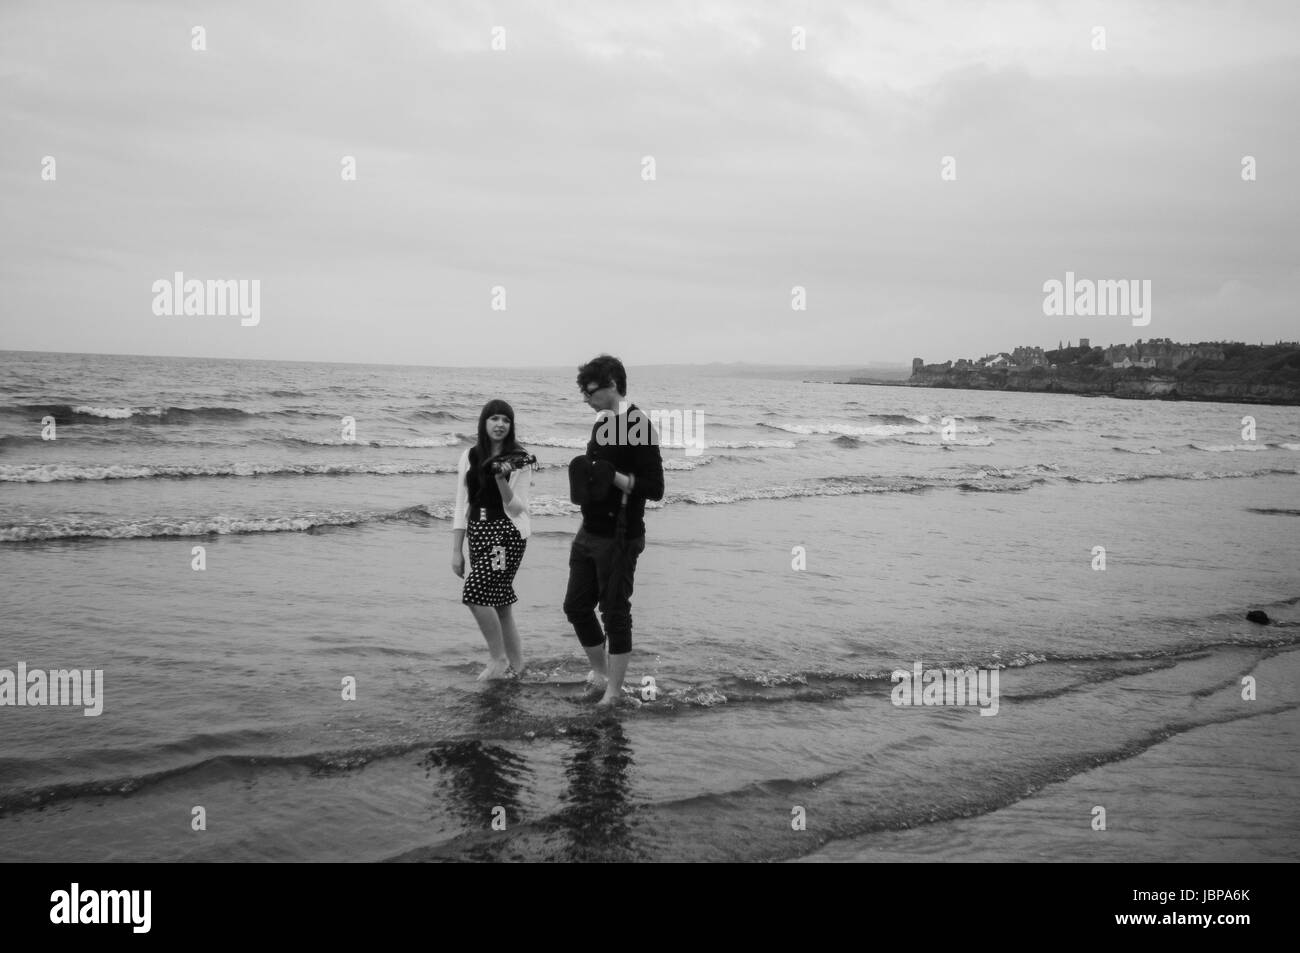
[2,0,1297,367]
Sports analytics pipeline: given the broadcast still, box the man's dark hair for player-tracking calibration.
[576,354,627,396]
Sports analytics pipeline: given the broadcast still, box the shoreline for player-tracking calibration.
[793,693,1300,863]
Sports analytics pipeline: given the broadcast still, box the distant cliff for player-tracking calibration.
[895,343,1300,405]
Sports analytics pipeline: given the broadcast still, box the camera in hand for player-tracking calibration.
[485,450,537,476]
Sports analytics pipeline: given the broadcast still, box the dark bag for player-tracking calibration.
[568,455,615,505]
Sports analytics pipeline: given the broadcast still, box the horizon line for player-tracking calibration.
[0,347,913,370]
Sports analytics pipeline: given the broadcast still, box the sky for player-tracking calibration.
[1,0,1297,367]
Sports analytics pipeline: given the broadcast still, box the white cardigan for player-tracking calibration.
[452,447,532,539]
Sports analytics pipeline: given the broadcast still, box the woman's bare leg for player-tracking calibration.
[467,603,509,680]
[496,604,524,674]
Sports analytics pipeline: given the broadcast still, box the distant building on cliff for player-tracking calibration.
[915,338,1231,379]
[1011,345,1047,368]
[1112,356,1156,369]
[912,357,953,376]
[1105,338,1224,370]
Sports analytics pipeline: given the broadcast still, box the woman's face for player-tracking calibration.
[485,414,511,443]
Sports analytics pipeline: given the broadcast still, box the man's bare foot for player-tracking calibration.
[571,668,608,701]
[477,658,510,681]
[595,691,641,711]
[505,663,526,681]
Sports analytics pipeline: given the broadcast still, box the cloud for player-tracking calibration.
[1,0,1297,365]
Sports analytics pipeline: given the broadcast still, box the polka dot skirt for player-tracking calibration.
[462,516,527,607]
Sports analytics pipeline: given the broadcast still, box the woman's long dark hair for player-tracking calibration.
[472,398,524,467]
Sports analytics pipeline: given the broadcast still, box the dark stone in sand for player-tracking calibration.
[1246,610,1270,625]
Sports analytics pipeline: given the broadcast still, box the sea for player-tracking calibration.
[1,350,1297,862]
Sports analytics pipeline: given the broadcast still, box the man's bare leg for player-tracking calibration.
[596,651,631,707]
[579,643,607,699]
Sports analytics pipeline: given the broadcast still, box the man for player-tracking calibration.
[564,355,665,708]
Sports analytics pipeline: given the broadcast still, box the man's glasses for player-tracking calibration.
[582,384,604,397]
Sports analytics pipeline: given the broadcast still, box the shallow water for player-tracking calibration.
[2,351,1297,861]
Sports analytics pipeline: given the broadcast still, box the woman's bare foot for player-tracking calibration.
[477,658,511,681]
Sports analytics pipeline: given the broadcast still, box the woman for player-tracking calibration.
[452,399,534,680]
